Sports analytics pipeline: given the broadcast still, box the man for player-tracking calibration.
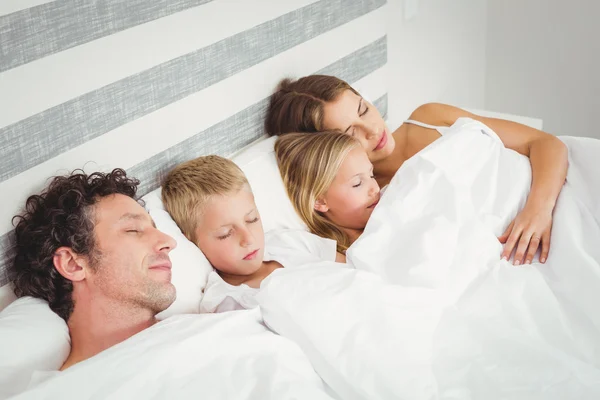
[10,169,176,369]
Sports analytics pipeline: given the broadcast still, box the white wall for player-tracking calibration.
[386,0,489,130]
[485,0,600,138]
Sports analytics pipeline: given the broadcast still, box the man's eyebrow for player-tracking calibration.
[118,213,148,223]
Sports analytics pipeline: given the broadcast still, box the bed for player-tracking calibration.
[2,1,600,399]
[0,1,386,398]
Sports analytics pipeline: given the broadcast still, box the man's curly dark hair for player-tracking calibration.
[10,168,140,321]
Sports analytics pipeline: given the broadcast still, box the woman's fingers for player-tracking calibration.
[501,224,521,261]
[524,235,541,264]
[512,231,533,265]
[499,211,553,265]
[540,229,551,263]
[498,220,515,244]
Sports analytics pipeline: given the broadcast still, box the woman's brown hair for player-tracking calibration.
[265,75,358,136]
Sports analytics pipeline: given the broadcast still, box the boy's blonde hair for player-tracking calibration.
[275,131,360,254]
[162,155,248,243]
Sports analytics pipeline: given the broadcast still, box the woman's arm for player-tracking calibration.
[411,103,568,264]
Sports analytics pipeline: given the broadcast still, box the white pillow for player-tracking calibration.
[0,296,70,398]
[231,136,307,233]
[142,188,213,320]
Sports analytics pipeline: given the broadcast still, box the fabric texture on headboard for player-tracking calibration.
[0,0,388,286]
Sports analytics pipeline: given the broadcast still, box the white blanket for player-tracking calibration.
[257,119,600,399]
[10,309,336,400]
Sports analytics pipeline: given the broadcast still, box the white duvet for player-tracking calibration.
[257,118,600,399]
[10,309,335,400]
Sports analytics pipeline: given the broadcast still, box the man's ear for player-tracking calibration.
[53,247,87,282]
[314,198,329,213]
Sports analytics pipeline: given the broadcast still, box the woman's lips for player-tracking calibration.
[374,130,387,151]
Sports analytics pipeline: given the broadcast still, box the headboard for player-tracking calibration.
[0,0,388,288]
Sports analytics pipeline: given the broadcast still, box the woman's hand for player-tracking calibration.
[498,204,553,265]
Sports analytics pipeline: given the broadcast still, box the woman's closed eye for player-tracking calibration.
[247,217,259,224]
[360,104,369,117]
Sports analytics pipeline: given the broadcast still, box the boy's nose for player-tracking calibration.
[240,229,254,247]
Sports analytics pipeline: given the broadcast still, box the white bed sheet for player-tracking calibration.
[257,118,600,399]
[9,309,336,400]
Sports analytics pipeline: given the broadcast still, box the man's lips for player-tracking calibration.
[149,261,172,271]
[243,249,259,260]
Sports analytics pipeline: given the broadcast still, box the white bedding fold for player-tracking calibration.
[10,309,335,400]
[257,119,600,399]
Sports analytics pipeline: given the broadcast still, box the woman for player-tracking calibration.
[275,131,377,254]
[265,75,568,265]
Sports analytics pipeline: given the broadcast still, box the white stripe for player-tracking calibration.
[0,0,319,129]
[0,6,387,236]
[0,0,55,17]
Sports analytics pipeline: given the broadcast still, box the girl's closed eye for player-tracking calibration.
[126,229,139,234]
[247,217,259,224]
[352,180,362,188]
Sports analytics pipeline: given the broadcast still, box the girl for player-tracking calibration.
[275,131,377,254]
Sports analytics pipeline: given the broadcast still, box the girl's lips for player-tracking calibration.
[367,196,380,209]
[367,200,379,208]
[243,249,259,260]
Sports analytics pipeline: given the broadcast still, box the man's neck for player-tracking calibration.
[62,293,157,370]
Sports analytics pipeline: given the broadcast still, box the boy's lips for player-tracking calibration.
[243,249,259,260]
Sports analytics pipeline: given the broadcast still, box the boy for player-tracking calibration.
[162,155,344,313]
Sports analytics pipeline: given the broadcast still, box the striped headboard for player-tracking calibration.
[0,0,388,288]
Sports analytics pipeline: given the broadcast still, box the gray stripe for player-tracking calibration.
[317,36,387,86]
[132,93,389,199]
[0,0,215,73]
[373,93,388,121]
[131,36,388,197]
[0,231,15,286]
[131,99,269,198]
[0,0,386,184]
[0,35,388,284]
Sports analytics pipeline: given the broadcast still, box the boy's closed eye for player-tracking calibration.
[217,230,233,240]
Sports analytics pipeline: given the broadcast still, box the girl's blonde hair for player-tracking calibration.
[275,131,360,254]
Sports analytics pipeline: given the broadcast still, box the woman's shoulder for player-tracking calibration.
[408,102,469,126]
